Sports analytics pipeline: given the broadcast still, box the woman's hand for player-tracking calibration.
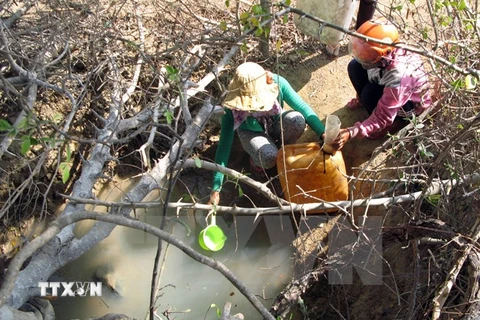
[330,128,351,151]
[208,191,220,206]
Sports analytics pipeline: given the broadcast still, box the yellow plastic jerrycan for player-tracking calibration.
[277,142,349,213]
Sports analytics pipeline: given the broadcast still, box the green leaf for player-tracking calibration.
[458,0,467,10]
[240,42,248,53]
[59,162,68,171]
[238,185,244,197]
[18,118,29,130]
[276,39,283,52]
[282,14,288,24]
[240,12,250,20]
[0,119,12,131]
[194,156,202,168]
[164,110,173,124]
[20,136,31,155]
[440,16,453,27]
[165,65,179,82]
[427,194,441,206]
[59,162,71,184]
[219,21,227,31]
[421,29,429,40]
[285,0,291,5]
[263,27,270,38]
[209,304,221,318]
[224,0,230,7]
[165,65,178,76]
[252,4,263,15]
[62,165,71,184]
[250,17,260,28]
[451,78,462,90]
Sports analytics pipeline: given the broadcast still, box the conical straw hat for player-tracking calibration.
[223,62,279,112]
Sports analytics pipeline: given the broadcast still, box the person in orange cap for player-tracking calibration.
[332,19,432,149]
[208,62,325,206]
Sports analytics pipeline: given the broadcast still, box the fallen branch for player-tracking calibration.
[62,171,480,215]
[270,269,324,318]
[431,218,480,320]
[461,251,480,320]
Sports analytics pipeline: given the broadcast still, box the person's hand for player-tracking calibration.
[208,191,220,207]
[330,128,351,151]
[266,71,273,84]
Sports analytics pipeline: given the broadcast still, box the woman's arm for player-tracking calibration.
[349,85,407,138]
[274,74,325,137]
[212,109,235,191]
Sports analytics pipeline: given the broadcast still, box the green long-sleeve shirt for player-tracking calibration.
[212,74,325,191]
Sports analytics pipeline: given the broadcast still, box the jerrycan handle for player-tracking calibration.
[287,142,321,156]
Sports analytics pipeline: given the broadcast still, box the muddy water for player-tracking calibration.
[50,180,297,320]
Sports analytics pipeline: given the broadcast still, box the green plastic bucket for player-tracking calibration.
[198,214,226,251]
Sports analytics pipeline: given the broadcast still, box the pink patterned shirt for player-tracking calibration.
[349,48,432,138]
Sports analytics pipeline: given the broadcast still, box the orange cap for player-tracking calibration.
[349,19,399,65]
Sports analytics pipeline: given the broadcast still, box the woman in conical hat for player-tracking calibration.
[208,62,325,207]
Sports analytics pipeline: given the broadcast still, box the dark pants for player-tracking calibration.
[347,59,414,115]
[356,0,377,29]
[347,59,414,138]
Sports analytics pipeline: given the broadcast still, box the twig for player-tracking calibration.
[425,0,440,51]
[121,11,145,104]
[330,303,347,320]
[408,240,420,319]
[138,89,162,169]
